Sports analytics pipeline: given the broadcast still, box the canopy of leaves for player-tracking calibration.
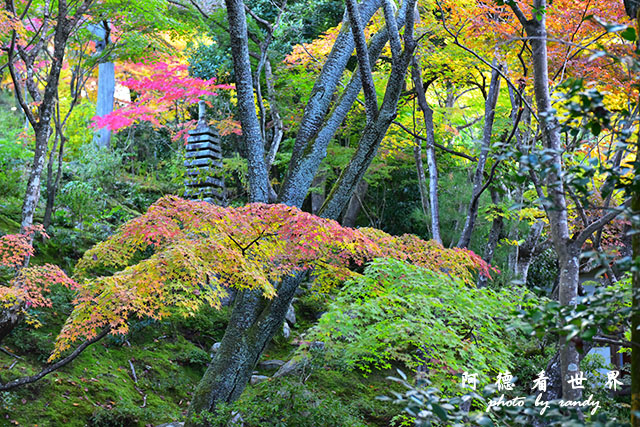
[52,196,493,361]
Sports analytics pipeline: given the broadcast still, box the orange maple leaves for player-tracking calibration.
[51,196,494,360]
[0,226,79,327]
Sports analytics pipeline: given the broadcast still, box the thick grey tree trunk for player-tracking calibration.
[457,58,501,248]
[186,1,416,422]
[187,275,301,421]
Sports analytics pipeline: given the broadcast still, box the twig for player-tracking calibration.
[0,347,24,360]
[392,120,477,161]
[129,359,138,384]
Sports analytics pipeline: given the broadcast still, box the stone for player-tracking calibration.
[250,375,269,385]
[273,357,308,378]
[156,423,184,427]
[211,342,221,352]
[282,321,290,339]
[258,359,285,370]
[285,304,296,325]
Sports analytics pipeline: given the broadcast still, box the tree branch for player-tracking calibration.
[345,0,378,121]
[574,200,629,248]
[382,0,401,60]
[0,327,110,391]
[392,120,477,161]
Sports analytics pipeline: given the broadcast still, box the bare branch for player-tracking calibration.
[392,120,477,161]
[574,200,630,248]
[0,327,111,391]
[435,0,538,122]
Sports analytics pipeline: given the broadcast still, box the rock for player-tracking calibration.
[258,359,285,370]
[230,411,244,426]
[285,304,296,325]
[156,423,184,427]
[282,321,290,339]
[211,342,221,352]
[250,375,269,385]
[273,357,308,378]
[310,341,324,350]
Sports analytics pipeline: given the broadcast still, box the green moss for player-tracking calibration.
[0,332,207,426]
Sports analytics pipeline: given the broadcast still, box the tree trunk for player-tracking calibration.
[630,8,640,426]
[21,124,50,232]
[342,179,368,227]
[477,188,503,287]
[278,0,405,207]
[186,0,416,420]
[514,221,544,283]
[185,275,302,426]
[457,58,501,248]
[95,62,115,148]
[631,180,639,427]
[43,132,66,230]
[411,57,441,244]
[513,0,580,401]
[225,0,270,203]
[310,171,326,216]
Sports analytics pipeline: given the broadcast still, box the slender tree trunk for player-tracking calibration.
[629,8,640,426]
[457,58,501,248]
[264,60,283,170]
[510,0,581,401]
[43,132,66,230]
[477,188,504,287]
[514,221,544,282]
[21,125,50,232]
[631,170,639,427]
[411,58,441,244]
[414,137,431,231]
[342,179,368,227]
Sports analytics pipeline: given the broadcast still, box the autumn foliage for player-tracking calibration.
[92,61,236,141]
[0,226,78,326]
[51,196,494,360]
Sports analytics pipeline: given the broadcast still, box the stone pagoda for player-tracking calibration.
[184,101,225,205]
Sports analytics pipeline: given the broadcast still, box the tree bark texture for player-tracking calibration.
[457,58,501,249]
[186,0,417,421]
[510,0,581,401]
[342,179,368,228]
[411,58,442,244]
[225,0,270,203]
[278,0,405,206]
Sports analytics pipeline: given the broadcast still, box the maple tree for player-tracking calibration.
[91,60,238,142]
[50,195,492,360]
[0,225,78,341]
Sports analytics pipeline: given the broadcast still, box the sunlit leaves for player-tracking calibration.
[53,195,492,360]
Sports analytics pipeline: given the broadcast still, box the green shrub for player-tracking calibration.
[308,258,537,391]
[175,347,211,367]
[204,377,367,427]
[88,402,143,427]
